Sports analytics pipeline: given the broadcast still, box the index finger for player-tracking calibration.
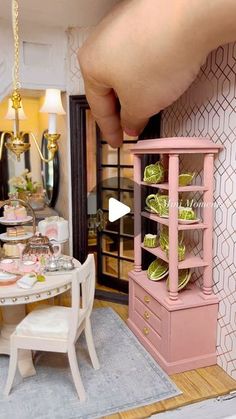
[84,80,123,148]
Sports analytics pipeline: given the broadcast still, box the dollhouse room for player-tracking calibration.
[0,1,235,418]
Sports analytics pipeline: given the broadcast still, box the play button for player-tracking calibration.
[108,198,131,222]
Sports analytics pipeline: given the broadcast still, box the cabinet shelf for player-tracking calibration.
[141,243,208,269]
[141,211,207,230]
[141,211,169,226]
[141,181,207,192]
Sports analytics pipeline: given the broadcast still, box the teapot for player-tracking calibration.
[22,234,61,261]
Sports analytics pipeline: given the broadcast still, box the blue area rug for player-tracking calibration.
[0,307,181,419]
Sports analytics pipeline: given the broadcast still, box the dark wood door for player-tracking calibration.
[96,132,136,293]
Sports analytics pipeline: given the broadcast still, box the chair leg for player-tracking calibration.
[68,346,86,401]
[4,342,18,396]
[85,318,100,370]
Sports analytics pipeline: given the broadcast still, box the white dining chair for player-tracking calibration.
[4,254,100,400]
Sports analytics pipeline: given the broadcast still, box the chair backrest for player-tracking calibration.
[69,254,96,343]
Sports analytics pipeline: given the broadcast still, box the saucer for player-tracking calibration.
[178,218,200,224]
[144,207,159,214]
[0,271,17,286]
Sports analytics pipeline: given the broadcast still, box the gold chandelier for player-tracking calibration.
[0,0,65,163]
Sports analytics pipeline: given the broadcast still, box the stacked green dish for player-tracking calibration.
[147,258,169,281]
[165,244,186,262]
[166,269,191,291]
[159,226,186,261]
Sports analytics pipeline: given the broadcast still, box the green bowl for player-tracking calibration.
[143,234,158,248]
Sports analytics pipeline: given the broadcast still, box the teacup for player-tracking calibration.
[0,259,16,272]
[178,206,196,220]
[21,260,37,273]
[145,194,169,216]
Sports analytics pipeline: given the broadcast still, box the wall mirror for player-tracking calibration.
[41,130,60,207]
[0,132,31,200]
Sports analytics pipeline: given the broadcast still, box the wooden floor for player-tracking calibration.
[94,298,236,419]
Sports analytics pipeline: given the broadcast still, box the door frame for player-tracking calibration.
[70,95,130,304]
[70,95,88,264]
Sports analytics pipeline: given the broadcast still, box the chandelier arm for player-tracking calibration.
[29,132,55,163]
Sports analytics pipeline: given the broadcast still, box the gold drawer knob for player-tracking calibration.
[143,311,150,320]
[143,327,149,336]
[144,295,150,303]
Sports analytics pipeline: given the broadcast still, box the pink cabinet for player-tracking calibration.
[127,137,222,374]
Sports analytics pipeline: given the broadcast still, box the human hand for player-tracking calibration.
[78,0,236,147]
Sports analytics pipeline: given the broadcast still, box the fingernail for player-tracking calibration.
[123,127,139,137]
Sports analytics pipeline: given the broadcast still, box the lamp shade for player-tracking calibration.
[40,89,66,115]
[5,98,27,120]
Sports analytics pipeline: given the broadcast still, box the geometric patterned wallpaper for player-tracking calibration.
[162,43,236,378]
[67,27,94,95]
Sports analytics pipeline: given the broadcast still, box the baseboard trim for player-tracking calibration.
[95,289,128,305]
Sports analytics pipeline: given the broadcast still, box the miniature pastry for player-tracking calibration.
[3,205,15,220]
[15,205,27,220]
[6,226,25,237]
[3,243,20,258]
[3,204,27,220]
[7,227,17,237]
[16,226,25,236]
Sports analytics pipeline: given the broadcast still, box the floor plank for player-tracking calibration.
[151,394,236,419]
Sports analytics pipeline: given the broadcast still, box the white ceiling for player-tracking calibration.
[0,0,121,28]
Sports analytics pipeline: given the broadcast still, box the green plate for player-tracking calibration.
[166,269,191,291]
[147,258,169,280]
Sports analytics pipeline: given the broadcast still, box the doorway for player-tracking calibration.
[70,95,161,301]
[96,132,136,293]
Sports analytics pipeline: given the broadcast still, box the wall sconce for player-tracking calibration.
[0,0,66,163]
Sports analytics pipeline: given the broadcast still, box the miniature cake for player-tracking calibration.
[3,204,27,220]
[7,226,25,237]
[3,206,15,220]
[15,206,27,220]
[38,216,69,242]
[3,243,20,258]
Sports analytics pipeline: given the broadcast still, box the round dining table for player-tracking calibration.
[0,270,75,378]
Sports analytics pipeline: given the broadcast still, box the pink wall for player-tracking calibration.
[162,43,236,378]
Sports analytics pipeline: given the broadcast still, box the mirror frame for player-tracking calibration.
[41,130,60,208]
[0,133,30,201]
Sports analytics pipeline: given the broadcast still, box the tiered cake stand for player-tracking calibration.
[0,198,36,258]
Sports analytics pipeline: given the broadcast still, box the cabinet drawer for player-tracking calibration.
[134,283,162,317]
[133,310,161,351]
[134,297,162,336]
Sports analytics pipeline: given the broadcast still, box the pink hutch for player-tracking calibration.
[128,137,223,374]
